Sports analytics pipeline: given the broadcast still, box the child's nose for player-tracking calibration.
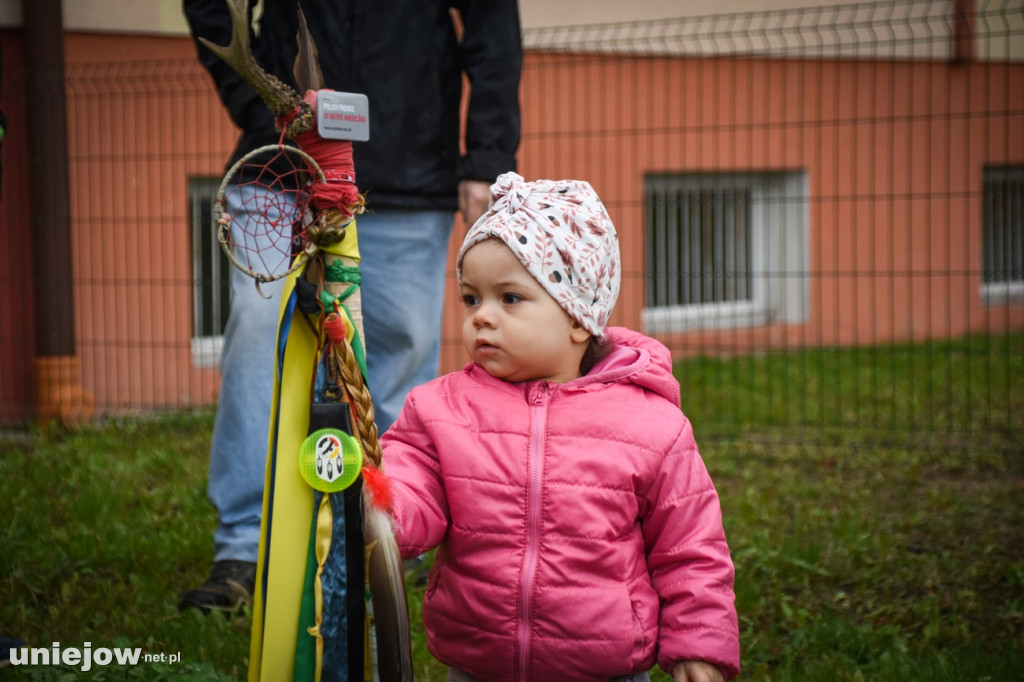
[472,301,498,329]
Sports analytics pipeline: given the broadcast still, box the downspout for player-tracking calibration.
[24,0,94,425]
[953,0,975,64]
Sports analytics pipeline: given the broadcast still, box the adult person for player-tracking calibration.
[179,0,522,613]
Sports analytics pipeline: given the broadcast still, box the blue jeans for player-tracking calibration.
[209,183,454,562]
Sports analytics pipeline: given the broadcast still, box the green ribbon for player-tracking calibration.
[318,263,369,380]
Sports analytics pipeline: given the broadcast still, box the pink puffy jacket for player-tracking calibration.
[381,328,740,681]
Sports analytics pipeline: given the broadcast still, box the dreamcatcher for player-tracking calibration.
[198,1,412,680]
[214,144,324,292]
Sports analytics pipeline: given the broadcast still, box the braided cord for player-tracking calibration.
[329,326,382,468]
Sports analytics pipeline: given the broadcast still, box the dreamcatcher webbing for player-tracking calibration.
[215,143,321,289]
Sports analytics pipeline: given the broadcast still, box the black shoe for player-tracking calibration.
[178,560,256,614]
[1,638,27,667]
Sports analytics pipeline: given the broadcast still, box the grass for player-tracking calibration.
[1,333,1022,680]
[675,333,1024,450]
[0,414,248,681]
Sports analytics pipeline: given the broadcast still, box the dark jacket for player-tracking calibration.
[183,0,522,210]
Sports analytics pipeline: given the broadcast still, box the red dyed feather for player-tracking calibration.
[362,464,394,513]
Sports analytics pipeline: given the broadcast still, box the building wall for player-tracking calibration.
[1,21,1022,421]
[61,34,234,411]
[491,51,1024,367]
[0,0,905,35]
[1,31,238,419]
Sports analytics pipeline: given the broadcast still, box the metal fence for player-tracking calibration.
[1,0,1021,453]
[513,0,1024,454]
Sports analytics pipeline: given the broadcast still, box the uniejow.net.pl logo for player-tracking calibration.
[6,641,182,673]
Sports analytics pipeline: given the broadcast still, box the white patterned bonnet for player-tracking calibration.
[457,172,621,338]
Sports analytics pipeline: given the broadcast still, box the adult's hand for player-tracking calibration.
[458,179,492,228]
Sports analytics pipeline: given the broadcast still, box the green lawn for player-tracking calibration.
[1,334,1021,680]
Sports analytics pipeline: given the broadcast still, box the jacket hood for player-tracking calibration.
[572,327,680,406]
[461,327,680,406]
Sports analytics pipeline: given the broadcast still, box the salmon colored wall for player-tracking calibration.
[1,34,1021,419]
[59,35,234,410]
[62,34,236,410]
[1,33,238,419]
[456,51,1024,369]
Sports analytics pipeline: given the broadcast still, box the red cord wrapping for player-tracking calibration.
[324,312,347,344]
[278,90,361,217]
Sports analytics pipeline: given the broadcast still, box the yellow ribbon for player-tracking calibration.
[320,218,361,261]
[306,493,335,682]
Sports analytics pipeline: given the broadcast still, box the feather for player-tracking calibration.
[293,5,324,93]
[363,472,414,682]
[362,463,394,513]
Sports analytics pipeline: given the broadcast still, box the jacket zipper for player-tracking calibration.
[515,382,550,681]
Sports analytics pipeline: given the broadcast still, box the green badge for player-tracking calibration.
[299,428,362,492]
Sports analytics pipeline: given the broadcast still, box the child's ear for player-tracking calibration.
[570,321,591,345]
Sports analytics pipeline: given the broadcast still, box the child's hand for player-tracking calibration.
[672,660,724,682]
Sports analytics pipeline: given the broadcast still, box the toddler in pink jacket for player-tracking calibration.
[381,172,740,682]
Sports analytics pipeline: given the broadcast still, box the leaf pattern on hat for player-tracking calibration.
[457,171,621,337]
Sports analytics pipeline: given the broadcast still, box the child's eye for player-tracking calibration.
[502,293,522,305]
[461,294,479,307]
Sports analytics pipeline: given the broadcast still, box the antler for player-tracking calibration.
[198,0,316,138]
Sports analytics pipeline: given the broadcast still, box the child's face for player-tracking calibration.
[460,239,591,384]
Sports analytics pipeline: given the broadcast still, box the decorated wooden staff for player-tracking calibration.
[200,2,412,680]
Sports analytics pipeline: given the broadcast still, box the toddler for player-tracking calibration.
[381,172,740,681]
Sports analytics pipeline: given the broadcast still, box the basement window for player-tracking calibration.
[643,171,809,332]
[188,176,231,368]
[982,166,1024,305]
